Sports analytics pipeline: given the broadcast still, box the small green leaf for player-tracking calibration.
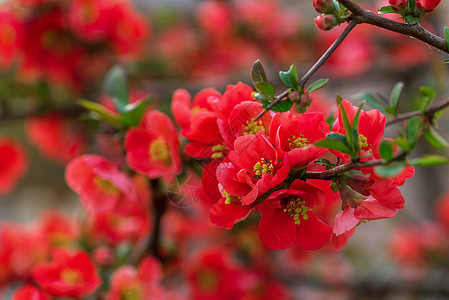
[306,78,329,94]
[269,100,294,112]
[419,86,435,111]
[279,65,299,91]
[403,14,422,25]
[338,101,354,148]
[443,59,449,64]
[379,140,394,161]
[375,162,406,178]
[121,98,152,127]
[104,66,129,114]
[255,82,275,99]
[352,102,364,132]
[390,81,404,115]
[315,133,352,154]
[78,99,123,129]
[384,106,396,115]
[355,92,385,112]
[251,59,268,85]
[444,27,449,52]
[325,115,335,131]
[349,128,360,156]
[406,116,422,148]
[424,126,449,149]
[378,5,395,14]
[410,155,449,166]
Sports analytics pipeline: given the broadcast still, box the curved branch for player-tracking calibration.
[337,0,448,53]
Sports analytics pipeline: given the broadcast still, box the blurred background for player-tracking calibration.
[1,0,449,299]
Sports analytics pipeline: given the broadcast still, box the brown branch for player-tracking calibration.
[337,0,449,53]
[252,19,359,123]
[305,159,386,179]
[387,97,449,126]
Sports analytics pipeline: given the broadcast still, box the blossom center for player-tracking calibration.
[224,190,241,205]
[358,134,369,149]
[121,284,143,300]
[149,137,170,163]
[244,120,265,135]
[288,134,309,150]
[211,144,226,159]
[94,176,119,195]
[191,106,205,114]
[282,197,310,225]
[253,158,274,178]
[198,268,219,294]
[60,268,83,285]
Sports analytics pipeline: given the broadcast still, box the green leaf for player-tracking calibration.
[424,126,449,149]
[389,81,404,115]
[349,128,360,156]
[375,162,406,178]
[443,59,449,64]
[406,116,422,148]
[315,133,352,154]
[279,65,299,91]
[355,92,385,112]
[77,99,123,129]
[419,86,435,111]
[269,100,294,112]
[104,66,129,114]
[379,140,394,161]
[384,106,396,115]
[410,155,449,166]
[251,59,268,85]
[255,82,275,99]
[444,27,449,52]
[338,101,354,148]
[121,98,152,127]
[378,5,395,14]
[352,102,364,132]
[306,78,329,94]
[403,14,422,25]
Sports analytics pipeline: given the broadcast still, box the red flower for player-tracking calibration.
[0,138,27,194]
[217,131,290,205]
[258,179,331,250]
[107,257,165,300]
[270,111,329,168]
[0,10,20,68]
[415,0,441,13]
[25,113,86,164]
[13,285,50,300]
[65,154,138,212]
[126,110,181,180]
[32,248,101,298]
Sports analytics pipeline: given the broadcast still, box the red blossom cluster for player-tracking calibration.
[0,0,149,88]
[171,82,414,251]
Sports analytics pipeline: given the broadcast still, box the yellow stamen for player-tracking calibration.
[121,284,143,300]
[253,158,274,178]
[288,134,309,150]
[282,197,311,225]
[244,120,265,135]
[61,268,83,285]
[94,177,119,195]
[211,144,226,159]
[149,137,170,163]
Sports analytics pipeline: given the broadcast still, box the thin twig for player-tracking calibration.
[252,20,359,123]
[337,0,449,53]
[305,159,385,179]
[387,98,449,126]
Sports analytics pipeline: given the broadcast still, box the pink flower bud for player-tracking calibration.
[389,0,409,14]
[416,0,441,13]
[314,14,338,31]
[313,0,337,14]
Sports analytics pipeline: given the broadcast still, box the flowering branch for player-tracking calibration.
[337,0,449,53]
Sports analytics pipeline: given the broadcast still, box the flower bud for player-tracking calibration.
[389,0,409,14]
[314,14,338,31]
[416,0,441,13]
[313,0,338,14]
